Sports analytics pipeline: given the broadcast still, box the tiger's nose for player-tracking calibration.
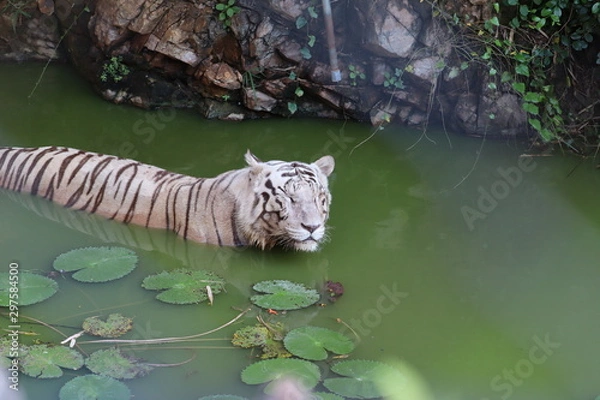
[301,223,320,233]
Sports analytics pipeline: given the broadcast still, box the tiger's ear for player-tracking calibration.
[313,155,335,177]
[245,150,262,167]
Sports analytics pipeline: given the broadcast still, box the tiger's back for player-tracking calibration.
[0,146,335,251]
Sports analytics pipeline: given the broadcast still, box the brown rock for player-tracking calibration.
[243,88,278,112]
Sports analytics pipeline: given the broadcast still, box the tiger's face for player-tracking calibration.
[242,151,335,252]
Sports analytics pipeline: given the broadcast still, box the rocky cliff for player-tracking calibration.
[0,0,589,138]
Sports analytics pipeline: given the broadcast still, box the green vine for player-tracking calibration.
[215,0,240,29]
[1,0,33,33]
[295,5,319,60]
[438,0,600,142]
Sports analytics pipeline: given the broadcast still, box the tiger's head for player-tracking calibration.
[240,151,335,252]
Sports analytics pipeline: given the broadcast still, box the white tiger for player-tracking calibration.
[0,146,335,251]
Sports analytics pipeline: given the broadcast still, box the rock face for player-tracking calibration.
[0,0,534,136]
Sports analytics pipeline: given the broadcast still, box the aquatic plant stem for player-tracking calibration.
[77,308,251,346]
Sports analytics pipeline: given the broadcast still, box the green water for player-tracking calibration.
[1,64,599,400]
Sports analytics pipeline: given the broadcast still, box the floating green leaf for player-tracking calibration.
[142,269,225,304]
[250,280,319,311]
[0,272,58,306]
[85,347,153,380]
[232,323,291,359]
[313,393,345,400]
[232,325,270,348]
[59,375,131,400]
[198,396,249,400]
[0,337,13,368]
[53,246,138,283]
[241,358,320,394]
[82,314,133,338]
[323,360,404,399]
[20,345,84,378]
[283,326,354,360]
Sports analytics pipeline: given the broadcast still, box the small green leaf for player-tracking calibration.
[308,6,318,19]
[307,35,316,47]
[283,326,355,360]
[21,345,84,379]
[515,63,530,77]
[250,280,320,311]
[59,375,131,400]
[0,272,58,306]
[523,91,543,103]
[528,118,542,132]
[53,246,138,283]
[295,87,304,97]
[241,358,320,393]
[539,128,554,141]
[85,348,153,380]
[295,16,307,29]
[519,4,529,16]
[300,47,312,60]
[522,102,539,115]
[215,3,226,11]
[512,82,526,94]
[287,102,298,114]
[142,269,225,305]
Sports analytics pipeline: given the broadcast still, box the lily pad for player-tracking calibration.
[323,360,404,399]
[0,337,13,368]
[241,358,320,394]
[0,272,58,306]
[53,246,138,283]
[232,323,291,359]
[313,392,345,400]
[59,375,131,400]
[142,269,225,304]
[85,347,153,380]
[20,345,84,378]
[82,314,133,338]
[232,325,270,348]
[250,280,320,311]
[283,326,354,361]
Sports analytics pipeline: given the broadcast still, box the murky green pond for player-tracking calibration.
[1,64,599,400]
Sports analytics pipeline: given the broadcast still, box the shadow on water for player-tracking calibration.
[1,64,600,400]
